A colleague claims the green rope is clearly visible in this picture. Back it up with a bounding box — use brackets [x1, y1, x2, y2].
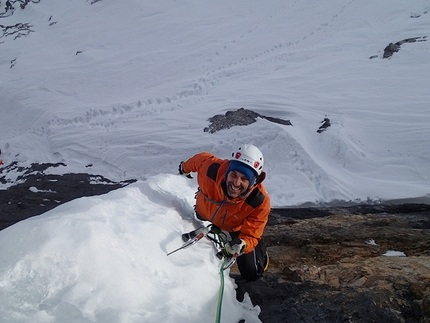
[215, 258, 229, 323]
[182, 226, 233, 323]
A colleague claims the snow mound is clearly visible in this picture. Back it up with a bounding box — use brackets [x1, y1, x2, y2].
[0, 174, 261, 323]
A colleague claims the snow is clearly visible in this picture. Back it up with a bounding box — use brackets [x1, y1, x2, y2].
[0, 175, 259, 322]
[383, 250, 407, 257]
[0, 0, 429, 322]
[365, 239, 378, 246]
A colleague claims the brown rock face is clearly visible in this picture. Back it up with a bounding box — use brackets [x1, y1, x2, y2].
[233, 206, 430, 323]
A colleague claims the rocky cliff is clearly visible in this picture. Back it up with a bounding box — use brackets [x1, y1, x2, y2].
[234, 206, 430, 323]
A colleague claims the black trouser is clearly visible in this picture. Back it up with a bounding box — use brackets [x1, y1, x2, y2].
[236, 238, 267, 281]
[223, 230, 267, 281]
[195, 213, 267, 281]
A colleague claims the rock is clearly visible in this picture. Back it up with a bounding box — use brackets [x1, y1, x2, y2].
[422, 296, 430, 316]
[204, 108, 291, 133]
[317, 117, 331, 133]
[0, 162, 135, 230]
[232, 207, 430, 322]
[383, 37, 427, 59]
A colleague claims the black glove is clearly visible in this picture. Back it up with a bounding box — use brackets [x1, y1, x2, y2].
[178, 161, 193, 179]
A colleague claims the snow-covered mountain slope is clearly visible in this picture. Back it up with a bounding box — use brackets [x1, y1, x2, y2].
[1, 1, 429, 206]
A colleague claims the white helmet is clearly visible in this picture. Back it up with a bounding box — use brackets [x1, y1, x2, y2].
[230, 144, 264, 175]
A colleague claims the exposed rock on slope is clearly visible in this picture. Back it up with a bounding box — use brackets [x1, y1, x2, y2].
[383, 37, 427, 59]
[0, 162, 135, 230]
[233, 207, 430, 323]
[204, 108, 292, 133]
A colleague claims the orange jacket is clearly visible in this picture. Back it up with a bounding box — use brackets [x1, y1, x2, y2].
[182, 152, 271, 254]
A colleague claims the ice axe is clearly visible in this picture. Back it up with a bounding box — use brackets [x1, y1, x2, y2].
[167, 226, 209, 256]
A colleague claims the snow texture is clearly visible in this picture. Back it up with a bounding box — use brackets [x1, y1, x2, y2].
[0, 0, 429, 322]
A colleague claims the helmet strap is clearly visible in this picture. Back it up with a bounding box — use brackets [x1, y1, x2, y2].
[255, 171, 266, 185]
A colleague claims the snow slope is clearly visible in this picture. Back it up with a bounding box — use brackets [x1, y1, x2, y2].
[0, 0, 428, 206]
[0, 175, 260, 322]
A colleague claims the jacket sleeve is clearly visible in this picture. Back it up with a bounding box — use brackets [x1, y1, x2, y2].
[239, 192, 271, 253]
[181, 152, 217, 174]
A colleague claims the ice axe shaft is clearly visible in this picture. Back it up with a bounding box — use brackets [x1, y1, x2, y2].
[167, 232, 205, 256]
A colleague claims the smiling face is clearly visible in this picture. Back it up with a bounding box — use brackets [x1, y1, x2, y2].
[225, 170, 251, 198]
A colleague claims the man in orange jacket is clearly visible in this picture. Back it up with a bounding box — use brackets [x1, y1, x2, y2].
[179, 144, 270, 281]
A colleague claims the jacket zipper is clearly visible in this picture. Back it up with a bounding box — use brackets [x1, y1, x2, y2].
[210, 196, 226, 222]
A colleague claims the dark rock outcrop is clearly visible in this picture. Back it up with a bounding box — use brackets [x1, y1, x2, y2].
[232, 207, 430, 323]
[317, 117, 331, 133]
[383, 37, 427, 59]
[0, 162, 135, 230]
[204, 108, 292, 133]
